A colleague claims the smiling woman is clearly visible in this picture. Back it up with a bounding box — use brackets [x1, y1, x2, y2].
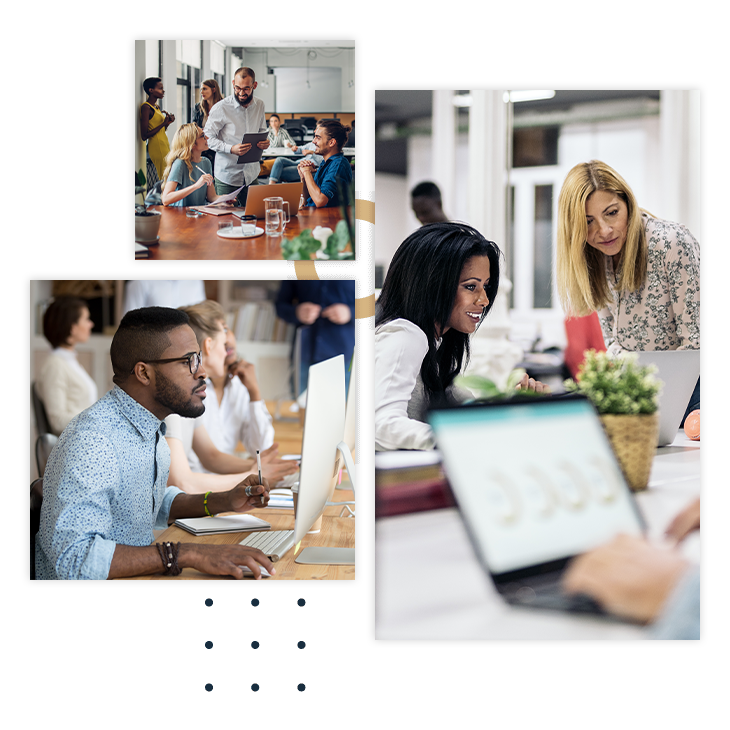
[374, 222, 502, 451]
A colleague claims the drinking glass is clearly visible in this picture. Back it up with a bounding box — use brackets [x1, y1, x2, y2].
[218, 220, 234, 236]
[265, 209, 281, 235]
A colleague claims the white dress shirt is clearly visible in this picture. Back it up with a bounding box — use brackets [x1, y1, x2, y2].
[189, 377, 275, 473]
[375, 318, 436, 451]
[122, 280, 206, 316]
[204, 95, 267, 187]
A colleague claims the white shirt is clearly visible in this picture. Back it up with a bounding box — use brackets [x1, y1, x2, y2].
[188, 377, 275, 473]
[123, 280, 206, 316]
[204, 95, 267, 187]
[37, 348, 99, 435]
[163, 413, 200, 455]
[375, 319, 436, 451]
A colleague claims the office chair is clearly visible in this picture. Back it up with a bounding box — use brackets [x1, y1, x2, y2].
[35, 433, 58, 478]
[30, 478, 44, 579]
[283, 122, 305, 144]
[298, 117, 317, 132]
[31, 382, 51, 437]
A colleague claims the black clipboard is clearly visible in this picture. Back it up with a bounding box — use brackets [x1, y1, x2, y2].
[236, 132, 269, 164]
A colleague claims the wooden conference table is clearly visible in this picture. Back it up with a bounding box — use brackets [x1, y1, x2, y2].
[124, 400, 355, 580]
[138, 204, 348, 260]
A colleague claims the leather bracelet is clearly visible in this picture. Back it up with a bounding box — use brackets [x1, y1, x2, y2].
[155, 541, 182, 576]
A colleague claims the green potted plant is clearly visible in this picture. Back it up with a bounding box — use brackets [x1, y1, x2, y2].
[564, 349, 661, 491]
[281, 179, 355, 261]
[455, 369, 539, 400]
[135, 168, 162, 244]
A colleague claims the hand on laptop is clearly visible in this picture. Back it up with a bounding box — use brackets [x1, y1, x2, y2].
[562, 533, 690, 623]
[665, 497, 700, 543]
[515, 373, 551, 394]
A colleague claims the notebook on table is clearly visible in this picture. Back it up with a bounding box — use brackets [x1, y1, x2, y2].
[174, 514, 270, 536]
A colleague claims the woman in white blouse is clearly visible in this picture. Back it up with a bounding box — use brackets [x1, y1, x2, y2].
[37, 298, 98, 435]
[556, 160, 700, 415]
[375, 222, 546, 452]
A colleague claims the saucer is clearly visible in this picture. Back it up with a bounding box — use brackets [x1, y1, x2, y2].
[216, 226, 265, 239]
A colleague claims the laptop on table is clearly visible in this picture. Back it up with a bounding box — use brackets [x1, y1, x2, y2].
[232, 182, 301, 220]
[633, 350, 700, 446]
[428, 394, 646, 617]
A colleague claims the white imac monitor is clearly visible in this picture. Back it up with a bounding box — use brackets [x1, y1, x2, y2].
[336, 350, 357, 491]
[293, 354, 356, 565]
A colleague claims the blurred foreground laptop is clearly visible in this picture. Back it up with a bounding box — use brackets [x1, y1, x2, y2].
[233, 182, 301, 220]
[428, 394, 645, 617]
[633, 350, 700, 446]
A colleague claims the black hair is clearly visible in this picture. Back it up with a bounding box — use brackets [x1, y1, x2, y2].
[43, 298, 87, 349]
[376, 222, 501, 404]
[111, 307, 190, 384]
[411, 181, 442, 201]
[143, 77, 162, 95]
[269, 113, 280, 121]
[316, 119, 350, 151]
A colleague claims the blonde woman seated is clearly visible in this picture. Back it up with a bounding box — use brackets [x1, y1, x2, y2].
[161, 124, 221, 208]
[165, 300, 298, 493]
[187, 304, 276, 474]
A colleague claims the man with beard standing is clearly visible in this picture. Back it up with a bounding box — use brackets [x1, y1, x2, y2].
[204, 67, 270, 206]
[35, 307, 274, 580]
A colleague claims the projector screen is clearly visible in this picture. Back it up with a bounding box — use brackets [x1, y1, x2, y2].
[274, 67, 341, 112]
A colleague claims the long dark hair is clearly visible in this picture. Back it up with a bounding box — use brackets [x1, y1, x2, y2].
[376, 221, 501, 404]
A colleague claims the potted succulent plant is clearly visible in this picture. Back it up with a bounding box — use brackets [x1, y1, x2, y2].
[564, 349, 661, 491]
[135, 169, 162, 244]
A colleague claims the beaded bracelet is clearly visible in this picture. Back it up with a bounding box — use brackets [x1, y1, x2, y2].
[155, 541, 182, 576]
[204, 491, 212, 517]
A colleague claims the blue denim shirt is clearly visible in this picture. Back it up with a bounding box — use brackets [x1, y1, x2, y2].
[35, 386, 183, 580]
[305, 152, 352, 208]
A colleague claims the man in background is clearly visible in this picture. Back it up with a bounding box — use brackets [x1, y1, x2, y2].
[411, 181, 448, 224]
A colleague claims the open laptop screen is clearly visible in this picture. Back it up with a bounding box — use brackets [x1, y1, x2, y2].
[429, 397, 644, 575]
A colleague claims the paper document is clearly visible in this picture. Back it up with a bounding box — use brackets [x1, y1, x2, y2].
[205, 186, 245, 206]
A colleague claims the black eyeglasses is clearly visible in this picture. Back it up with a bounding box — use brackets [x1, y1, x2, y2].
[133, 351, 202, 375]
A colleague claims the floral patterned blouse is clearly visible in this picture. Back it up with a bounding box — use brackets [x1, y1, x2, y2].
[598, 214, 700, 354]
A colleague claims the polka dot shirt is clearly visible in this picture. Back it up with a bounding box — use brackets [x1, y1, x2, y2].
[35, 386, 183, 580]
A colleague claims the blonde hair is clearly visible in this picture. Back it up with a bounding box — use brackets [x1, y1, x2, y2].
[178, 300, 226, 348]
[556, 160, 648, 316]
[162, 123, 201, 184]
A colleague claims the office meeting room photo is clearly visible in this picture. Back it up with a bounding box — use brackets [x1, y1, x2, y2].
[30, 279, 357, 581]
[374, 90, 701, 640]
[134, 40, 356, 261]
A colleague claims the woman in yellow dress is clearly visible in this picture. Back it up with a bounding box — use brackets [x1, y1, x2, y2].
[139, 77, 175, 181]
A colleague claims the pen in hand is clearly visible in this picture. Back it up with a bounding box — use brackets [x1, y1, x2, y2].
[257, 449, 265, 506]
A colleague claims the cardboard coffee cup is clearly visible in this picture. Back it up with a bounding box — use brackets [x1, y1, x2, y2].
[291, 483, 322, 533]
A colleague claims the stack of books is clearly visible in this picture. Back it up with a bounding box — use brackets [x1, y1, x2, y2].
[233, 300, 296, 343]
[375, 451, 454, 518]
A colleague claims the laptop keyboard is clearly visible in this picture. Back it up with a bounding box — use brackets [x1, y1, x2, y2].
[502, 574, 606, 615]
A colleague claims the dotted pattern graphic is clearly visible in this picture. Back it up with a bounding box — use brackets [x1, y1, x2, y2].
[79, 583, 362, 695]
[195, 591, 360, 692]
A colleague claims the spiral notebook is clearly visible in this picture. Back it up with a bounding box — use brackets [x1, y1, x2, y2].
[174, 514, 271, 536]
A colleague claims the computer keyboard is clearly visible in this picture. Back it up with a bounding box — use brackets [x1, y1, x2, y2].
[239, 529, 295, 562]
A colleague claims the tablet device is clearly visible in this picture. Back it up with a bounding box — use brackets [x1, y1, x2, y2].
[236, 132, 269, 164]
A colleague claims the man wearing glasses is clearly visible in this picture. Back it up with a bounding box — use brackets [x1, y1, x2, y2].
[35, 307, 274, 580]
[204, 67, 270, 206]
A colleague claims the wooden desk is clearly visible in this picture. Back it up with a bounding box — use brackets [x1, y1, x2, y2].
[133, 503, 355, 581]
[138, 204, 347, 260]
[124, 398, 355, 580]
